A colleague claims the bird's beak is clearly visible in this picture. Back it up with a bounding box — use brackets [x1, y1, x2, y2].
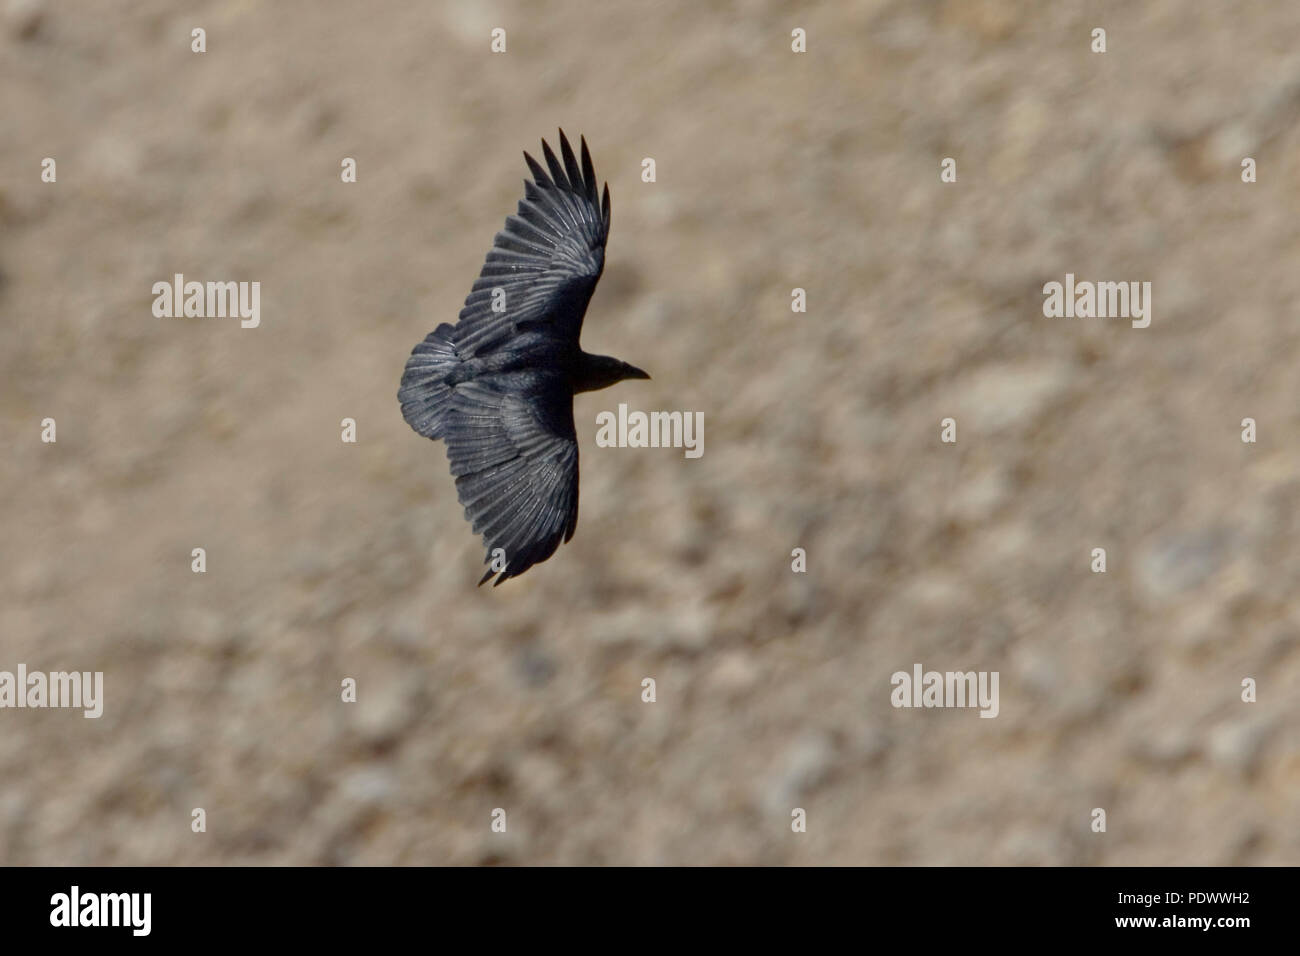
[626, 364, 651, 381]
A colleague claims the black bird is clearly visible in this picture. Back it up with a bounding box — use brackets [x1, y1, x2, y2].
[399, 131, 649, 586]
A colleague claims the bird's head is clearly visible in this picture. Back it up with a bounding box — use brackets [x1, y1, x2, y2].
[575, 352, 650, 393]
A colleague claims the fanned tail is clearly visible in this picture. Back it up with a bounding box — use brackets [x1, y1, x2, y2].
[398, 323, 460, 440]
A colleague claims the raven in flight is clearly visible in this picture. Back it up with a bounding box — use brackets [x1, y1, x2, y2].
[399, 131, 649, 586]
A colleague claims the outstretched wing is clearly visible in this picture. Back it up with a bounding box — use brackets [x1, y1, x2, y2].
[451, 130, 611, 357]
[443, 373, 580, 586]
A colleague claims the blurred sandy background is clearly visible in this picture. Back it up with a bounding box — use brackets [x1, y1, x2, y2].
[1, 0, 1298, 865]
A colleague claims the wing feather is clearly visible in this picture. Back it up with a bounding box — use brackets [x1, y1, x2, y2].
[451, 130, 609, 353]
[441, 376, 579, 585]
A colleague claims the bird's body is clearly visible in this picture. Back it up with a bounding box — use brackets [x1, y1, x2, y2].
[399, 132, 648, 585]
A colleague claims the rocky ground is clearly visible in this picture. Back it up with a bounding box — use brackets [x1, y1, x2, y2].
[1, 0, 1297, 864]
